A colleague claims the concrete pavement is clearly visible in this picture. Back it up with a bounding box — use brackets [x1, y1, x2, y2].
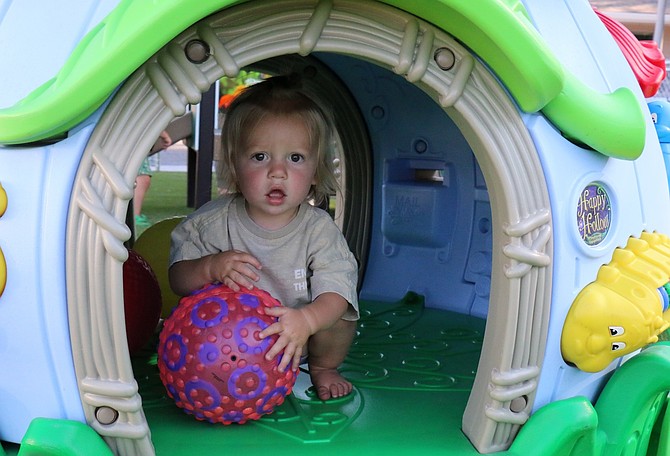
[590, 1, 662, 14]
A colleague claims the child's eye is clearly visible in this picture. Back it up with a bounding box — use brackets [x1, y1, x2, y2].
[252, 153, 267, 161]
[289, 153, 305, 163]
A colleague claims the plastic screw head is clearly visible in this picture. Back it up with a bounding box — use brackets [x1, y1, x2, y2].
[95, 406, 119, 425]
[185, 39, 211, 64]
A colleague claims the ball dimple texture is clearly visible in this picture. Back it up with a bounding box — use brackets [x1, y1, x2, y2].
[157, 283, 298, 424]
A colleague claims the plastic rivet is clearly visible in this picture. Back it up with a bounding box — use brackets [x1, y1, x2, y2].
[95, 406, 119, 425]
[510, 396, 527, 413]
[371, 105, 385, 119]
[413, 139, 428, 154]
[434, 48, 456, 71]
[185, 40, 211, 64]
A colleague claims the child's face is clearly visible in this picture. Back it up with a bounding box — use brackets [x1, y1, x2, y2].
[234, 113, 317, 230]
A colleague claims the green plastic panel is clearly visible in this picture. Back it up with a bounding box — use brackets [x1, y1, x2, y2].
[0, 0, 645, 159]
[17, 418, 113, 456]
[5, 298, 670, 454]
[594, 342, 670, 455]
[136, 294, 488, 455]
[506, 397, 604, 456]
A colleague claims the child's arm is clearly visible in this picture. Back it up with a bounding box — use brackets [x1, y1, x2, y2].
[260, 292, 349, 372]
[168, 250, 262, 296]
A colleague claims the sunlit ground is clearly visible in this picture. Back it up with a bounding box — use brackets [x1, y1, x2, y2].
[590, 0, 661, 14]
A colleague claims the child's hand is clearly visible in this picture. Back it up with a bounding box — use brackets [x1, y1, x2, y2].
[259, 307, 316, 372]
[210, 250, 262, 291]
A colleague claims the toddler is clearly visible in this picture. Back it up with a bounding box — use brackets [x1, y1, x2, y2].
[168, 75, 359, 400]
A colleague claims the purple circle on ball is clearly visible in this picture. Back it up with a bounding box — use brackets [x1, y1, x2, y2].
[162, 334, 187, 371]
[257, 386, 289, 414]
[198, 342, 219, 365]
[184, 379, 221, 411]
[191, 296, 229, 328]
[239, 293, 260, 308]
[234, 317, 271, 352]
[228, 365, 267, 400]
[223, 410, 245, 423]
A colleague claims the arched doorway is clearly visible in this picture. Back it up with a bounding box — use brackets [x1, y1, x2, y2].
[65, 1, 552, 454]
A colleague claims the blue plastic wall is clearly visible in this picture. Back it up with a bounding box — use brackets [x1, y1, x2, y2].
[317, 53, 493, 318]
[0, 122, 96, 442]
[522, 0, 670, 411]
[0, 1, 119, 443]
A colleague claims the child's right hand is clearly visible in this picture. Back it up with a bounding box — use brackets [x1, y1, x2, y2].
[210, 250, 262, 291]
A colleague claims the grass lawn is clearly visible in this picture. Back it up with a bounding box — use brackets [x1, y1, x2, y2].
[136, 171, 218, 237]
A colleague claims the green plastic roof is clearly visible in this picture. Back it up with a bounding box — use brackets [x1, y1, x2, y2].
[0, 0, 645, 160]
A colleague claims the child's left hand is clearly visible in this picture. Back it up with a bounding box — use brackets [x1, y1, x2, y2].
[259, 306, 316, 372]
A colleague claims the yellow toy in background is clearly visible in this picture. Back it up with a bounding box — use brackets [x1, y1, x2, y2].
[562, 232, 670, 372]
[0, 182, 7, 217]
[0, 182, 6, 298]
[133, 217, 185, 318]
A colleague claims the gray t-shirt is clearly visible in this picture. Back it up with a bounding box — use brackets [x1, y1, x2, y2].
[169, 194, 359, 320]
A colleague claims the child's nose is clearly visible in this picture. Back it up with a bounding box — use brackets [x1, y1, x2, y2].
[268, 160, 287, 179]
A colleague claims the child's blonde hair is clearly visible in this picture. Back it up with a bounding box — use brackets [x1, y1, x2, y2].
[219, 74, 339, 204]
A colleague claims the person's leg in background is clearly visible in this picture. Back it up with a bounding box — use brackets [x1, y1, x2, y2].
[134, 131, 172, 228]
[134, 158, 153, 228]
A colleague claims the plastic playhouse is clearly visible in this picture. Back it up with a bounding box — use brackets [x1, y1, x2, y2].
[3, 1, 670, 455]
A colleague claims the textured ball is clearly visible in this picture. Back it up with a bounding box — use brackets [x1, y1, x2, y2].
[123, 249, 162, 355]
[157, 283, 298, 424]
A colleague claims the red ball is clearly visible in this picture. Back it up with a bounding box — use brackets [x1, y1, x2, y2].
[157, 283, 298, 424]
[123, 249, 162, 355]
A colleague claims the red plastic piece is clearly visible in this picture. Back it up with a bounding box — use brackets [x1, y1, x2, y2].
[157, 283, 298, 424]
[595, 9, 666, 98]
[123, 249, 162, 355]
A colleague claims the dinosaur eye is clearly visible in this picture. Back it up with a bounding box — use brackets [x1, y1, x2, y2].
[609, 326, 624, 336]
[611, 342, 627, 351]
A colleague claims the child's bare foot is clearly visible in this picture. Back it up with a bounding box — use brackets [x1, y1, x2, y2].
[309, 365, 352, 400]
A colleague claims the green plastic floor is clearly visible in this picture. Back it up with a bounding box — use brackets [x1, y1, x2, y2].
[137, 292, 487, 455]
[3, 293, 487, 455]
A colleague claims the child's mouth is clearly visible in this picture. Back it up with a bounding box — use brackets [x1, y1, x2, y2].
[267, 189, 286, 203]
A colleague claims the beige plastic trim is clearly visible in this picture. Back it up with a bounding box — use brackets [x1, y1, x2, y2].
[65, 1, 553, 454]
